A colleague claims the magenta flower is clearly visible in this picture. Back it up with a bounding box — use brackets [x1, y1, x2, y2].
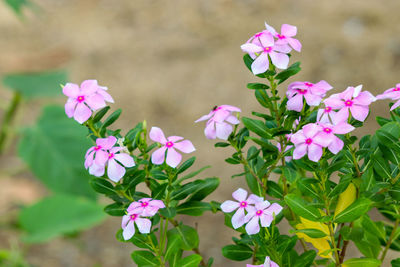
[241, 31, 291, 74]
[317, 105, 338, 124]
[127, 198, 165, 217]
[63, 80, 114, 124]
[84, 136, 135, 182]
[286, 81, 333, 112]
[121, 212, 151, 240]
[247, 256, 279, 267]
[290, 123, 331, 162]
[315, 122, 355, 154]
[195, 105, 241, 140]
[265, 22, 302, 52]
[376, 83, 400, 110]
[244, 201, 283, 235]
[221, 188, 263, 229]
[324, 85, 375, 122]
[150, 127, 195, 168]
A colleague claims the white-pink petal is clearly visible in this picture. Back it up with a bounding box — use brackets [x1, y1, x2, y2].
[151, 147, 167, 165]
[107, 158, 126, 182]
[221, 200, 240, 213]
[232, 188, 248, 202]
[149, 127, 167, 144]
[166, 147, 182, 168]
[173, 140, 196, 153]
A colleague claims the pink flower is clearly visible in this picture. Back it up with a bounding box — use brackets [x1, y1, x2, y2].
[376, 83, 400, 110]
[315, 122, 355, 154]
[85, 136, 135, 182]
[221, 188, 263, 229]
[121, 212, 151, 240]
[63, 80, 114, 124]
[247, 256, 279, 267]
[265, 22, 302, 52]
[286, 81, 333, 112]
[150, 127, 195, 168]
[324, 85, 375, 122]
[317, 105, 338, 124]
[244, 201, 283, 235]
[195, 105, 241, 140]
[241, 31, 291, 74]
[127, 198, 165, 217]
[290, 123, 331, 162]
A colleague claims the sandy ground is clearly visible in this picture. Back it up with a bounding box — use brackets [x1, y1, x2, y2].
[1, 0, 400, 266]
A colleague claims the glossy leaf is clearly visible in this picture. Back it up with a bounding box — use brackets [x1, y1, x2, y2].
[222, 244, 253, 261]
[285, 194, 321, 222]
[334, 198, 372, 223]
[131, 250, 159, 266]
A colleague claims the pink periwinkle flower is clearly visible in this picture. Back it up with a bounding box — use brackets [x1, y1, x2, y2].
[324, 85, 375, 123]
[127, 198, 165, 217]
[290, 123, 331, 162]
[221, 188, 263, 229]
[286, 81, 333, 112]
[376, 83, 400, 110]
[244, 201, 283, 235]
[317, 105, 338, 124]
[63, 80, 114, 124]
[315, 122, 355, 154]
[265, 22, 302, 52]
[121, 212, 151, 241]
[195, 105, 241, 140]
[247, 256, 279, 267]
[150, 127, 195, 168]
[241, 31, 291, 75]
[85, 136, 135, 182]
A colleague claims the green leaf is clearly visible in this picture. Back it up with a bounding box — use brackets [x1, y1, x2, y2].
[295, 250, 317, 267]
[214, 142, 230, 147]
[246, 83, 269, 90]
[167, 225, 199, 250]
[18, 105, 96, 198]
[177, 254, 202, 267]
[168, 249, 183, 267]
[131, 234, 157, 250]
[131, 250, 159, 266]
[342, 258, 381, 267]
[165, 235, 182, 261]
[391, 258, 400, 267]
[171, 181, 201, 200]
[275, 62, 301, 84]
[189, 177, 220, 201]
[92, 106, 110, 123]
[389, 185, 400, 201]
[176, 165, 211, 183]
[3, 70, 67, 98]
[284, 194, 321, 221]
[177, 157, 195, 174]
[242, 117, 272, 139]
[89, 178, 116, 195]
[159, 207, 176, 218]
[266, 181, 283, 199]
[104, 202, 125, 216]
[101, 109, 121, 129]
[334, 198, 372, 223]
[254, 89, 271, 108]
[245, 172, 263, 196]
[177, 201, 212, 216]
[295, 228, 327, 238]
[222, 244, 253, 261]
[19, 194, 105, 243]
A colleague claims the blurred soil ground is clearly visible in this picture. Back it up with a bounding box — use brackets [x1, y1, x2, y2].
[1, 0, 400, 266]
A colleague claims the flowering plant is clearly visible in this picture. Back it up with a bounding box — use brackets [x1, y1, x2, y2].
[8, 21, 399, 266]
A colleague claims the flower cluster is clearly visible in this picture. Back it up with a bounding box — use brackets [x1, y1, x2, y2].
[221, 188, 283, 235]
[376, 83, 400, 110]
[195, 105, 241, 140]
[63, 80, 114, 124]
[121, 198, 165, 240]
[84, 136, 135, 182]
[241, 23, 301, 75]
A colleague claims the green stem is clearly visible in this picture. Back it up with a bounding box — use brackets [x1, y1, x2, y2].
[380, 217, 400, 262]
[0, 92, 22, 154]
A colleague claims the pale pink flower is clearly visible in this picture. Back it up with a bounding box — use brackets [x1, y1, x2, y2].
[127, 198, 165, 217]
[63, 80, 114, 124]
[244, 201, 283, 235]
[286, 81, 333, 112]
[324, 85, 375, 122]
[247, 256, 279, 267]
[376, 83, 400, 110]
[150, 127, 195, 168]
[195, 105, 241, 140]
[315, 122, 355, 154]
[265, 22, 302, 52]
[121, 212, 151, 240]
[221, 188, 263, 229]
[290, 123, 331, 162]
[317, 105, 338, 124]
[85, 136, 135, 182]
[241, 31, 291, 74]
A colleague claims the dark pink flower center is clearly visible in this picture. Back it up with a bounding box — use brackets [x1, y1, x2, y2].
[256, 210, 263, 216]
[166, 141, 174, 148]
[77, 95, 85, 103]
[108, 152, 114, 159]
[324, 106, 332, 113]
[344, 100, 353, 107]
[393, 87, 400, 92]
[277, 34, 285, 39]
[130, 214, 138, 221]
[254, 32, 263, 38]
[324, 127, 332, 134]
[239, 201, 247, 208]
[298, 89, 308, 94]
[305, 138, 313, 145]
[304, 82, 313, 87]
[263, 46, 272, 53]
[94, 145, 102, 151]
[141, 202, 149, 207]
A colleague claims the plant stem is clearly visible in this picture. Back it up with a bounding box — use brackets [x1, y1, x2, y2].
[0, 92, 22, 154]
[380, 217, 400, 262]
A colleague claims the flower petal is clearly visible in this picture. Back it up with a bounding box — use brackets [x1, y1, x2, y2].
[216, 122, 233, 140]
[123, 221, 135, 240]
[308, 143, 323, 162]
[85, 94, 106, 110]
[174, 140, 196, 153]
[107, 158, 126, 182]
[350, 105, 369, 122]
[73, 103, 92, 124]
[328, 136, 344, 154]
[149, 127, 167, 144]
[287, 94, 304, 112]
[96, 136, 117, 149]
[65, 99, 77, 118]
[281, 24, 297, 37]
[151, 147, 167, 165]
[241, 43, 263, 53]
[195, 112, 213, 123]
[251, 53, 269, 75]
[260, 213, 274, 227]
[221, 200, 240, 213]
[245, 216, 260, 235]
[114, 153, 135, 167]
[62, 83, 80, 98]
[80, 80, 98, 95]
[135, 218, 151, 234]
[269, 51, 289, 69]
[88, 163, 105, 177]
[166, 147, 182, 168]
[232, 208, 246, 229]
[232, 188, 248, 202]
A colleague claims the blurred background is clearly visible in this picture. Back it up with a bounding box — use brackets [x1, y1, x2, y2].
[1, 0, 400, 266]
